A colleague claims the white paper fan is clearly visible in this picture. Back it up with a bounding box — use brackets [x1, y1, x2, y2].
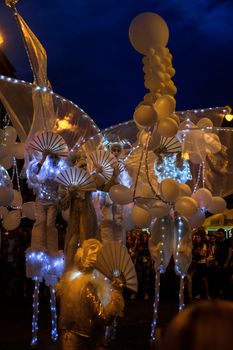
[88, 150, 117, 181]
[156, 136, 181, 154]
[28, 131, 69, 156]
[95, 241, 138, 292]
[117, 160, 125, 173]
[56, 167, 96, 191]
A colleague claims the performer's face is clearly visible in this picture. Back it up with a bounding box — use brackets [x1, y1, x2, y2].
[111, 145, 122, 159]
[84, 244, 100, 267]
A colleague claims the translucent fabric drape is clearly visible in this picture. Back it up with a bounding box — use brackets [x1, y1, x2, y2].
[0, 76, 100, 149]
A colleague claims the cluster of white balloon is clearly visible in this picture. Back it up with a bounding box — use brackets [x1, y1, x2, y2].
[0, 125, 36, 231]
[108, 12, 227, 230]
[131, 15, 178, 138]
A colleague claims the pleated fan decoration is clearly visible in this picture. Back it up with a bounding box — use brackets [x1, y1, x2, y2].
[95, 241, 138, 292]
[28, 131, 69, 156]
[156, 136, 181, 154]
[55, 167, 96, 191]
[88, 150, 117, 181]
[117, 160, 125, 173]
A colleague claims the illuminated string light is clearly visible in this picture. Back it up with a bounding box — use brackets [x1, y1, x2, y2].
[202, 160, 206, 188]
[154, 153, 192, 184]
[174, 217, 186, 311]
[31, 278, 40, 347]
[50, 287, 58, 342]
[150, 218, 167, 343]
[193, 163, 202, 193]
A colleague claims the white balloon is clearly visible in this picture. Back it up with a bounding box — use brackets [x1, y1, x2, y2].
[0, 155, 13, 169]
[179, 183, 192, 197]
[22, 202, 36, 220]
[157, 118, 178, 138]
[0, 206, 8, 219]
[154, 95, 176, 119]
[0, 144, 11, 158]
[3, 210, 21, 231]
[175, 197, 198, 217]
[11, 190, 23, 208]
[160, 178, 180, 201]
[197, 118, 213, 128]
[131, 205, 151, 228]
[207, 197, 227, 214]
[133, 104, 157, 128]
[3, 126, 17, 143]
[109, 185, 133, 205]
[192, 188, 212, 208]
[12, 142, 25, 159]
[129, 12, 169, 55]
[0, 187, 14, 206]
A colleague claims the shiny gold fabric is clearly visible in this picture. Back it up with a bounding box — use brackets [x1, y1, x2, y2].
[57, 271, 124, 348]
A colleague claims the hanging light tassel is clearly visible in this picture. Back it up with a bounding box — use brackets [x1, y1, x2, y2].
[150, 270, 161, 343]
[50, 286, 58, 342]
[31, 279, 40, 347]
[179, 274, 185, 311]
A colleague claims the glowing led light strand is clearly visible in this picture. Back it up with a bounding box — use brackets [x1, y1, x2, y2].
[174, 217, 186, 311]
[31, 279, 40, 347]
[193, 163, 202, 193]
[179, 275, 185, 311]
[50, 286, 58, 342]
[202, 160, 206, 188]
[150, 270, 161, 343]
[150, 218, 166, 343]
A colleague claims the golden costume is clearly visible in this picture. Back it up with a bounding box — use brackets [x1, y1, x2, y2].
[57, 239, 124, 350]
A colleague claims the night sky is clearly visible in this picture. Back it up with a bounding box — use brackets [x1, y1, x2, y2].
[0, 0, 233, 129]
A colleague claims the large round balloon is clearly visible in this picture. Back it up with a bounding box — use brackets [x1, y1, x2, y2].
[109, 184, 133, 205]
[3, 126, 17, 143]
[160, 178, 180, 201]
[11, 190, 23, 209]
[196, 118, 213, 128]
[179, 183, 192, 197]
[12, 142, 25, 159]
[154, 95, 176, 119]
[207, 196, 227, 214]
[157, 117, 178, 138]
[192, 188, 212, 209]
[0, 206, 8, 219]
[2, 209, 21, 231]
[0, 187, 14, 206]
[175, 196, 198, 217]
[129, 12, 169, 55]
[131, 205, 151, 228]
[133, 104, 157, 128]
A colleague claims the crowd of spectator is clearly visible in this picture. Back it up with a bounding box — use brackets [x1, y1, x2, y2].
[125, 226, 233, 303]
[1, 221, 232, 304]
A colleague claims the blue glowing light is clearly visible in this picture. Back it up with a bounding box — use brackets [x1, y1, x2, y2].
[154, 153, 192, 184]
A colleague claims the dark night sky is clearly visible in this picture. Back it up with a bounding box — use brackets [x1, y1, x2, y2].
[0, 0, 233, 129]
